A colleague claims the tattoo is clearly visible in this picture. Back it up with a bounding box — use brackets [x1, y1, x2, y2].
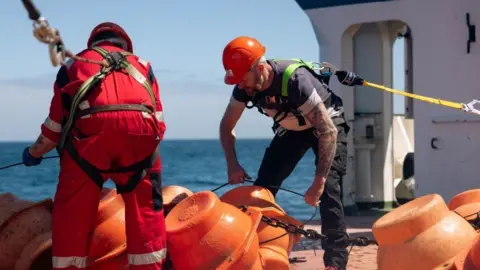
[34, 135, 44, 146]
[30, 134, 57, 157]
[304, 103, 338, 178]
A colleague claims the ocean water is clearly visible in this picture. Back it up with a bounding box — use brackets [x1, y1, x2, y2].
[0, 139, 318, 221]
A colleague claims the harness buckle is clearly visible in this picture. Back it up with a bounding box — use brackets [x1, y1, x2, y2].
[105, 51, 126, 70]
[276, 126, 287, 137]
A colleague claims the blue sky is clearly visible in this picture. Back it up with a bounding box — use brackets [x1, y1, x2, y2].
[0, 0, 404, 141]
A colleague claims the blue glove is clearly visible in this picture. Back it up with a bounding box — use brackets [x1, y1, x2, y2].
[22, 147, 42, 166]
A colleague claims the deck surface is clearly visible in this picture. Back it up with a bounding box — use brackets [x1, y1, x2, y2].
[289, 215, 380, 270]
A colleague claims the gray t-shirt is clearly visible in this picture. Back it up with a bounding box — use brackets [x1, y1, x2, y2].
[229, 59, 343, 131]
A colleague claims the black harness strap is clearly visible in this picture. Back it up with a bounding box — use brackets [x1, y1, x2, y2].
[58, 47, 160, 194]
[64, 142, 105, 189]
[247, 93, 332, 133]
[64, 140, 159, 193]
[75, 104, 153, 119]
[110, 151, 159, 194]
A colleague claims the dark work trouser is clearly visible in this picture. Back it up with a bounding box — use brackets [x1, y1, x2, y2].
[254, 118, 350, 270]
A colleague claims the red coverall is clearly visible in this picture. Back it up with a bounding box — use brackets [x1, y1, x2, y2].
[41, 42, 167, 270]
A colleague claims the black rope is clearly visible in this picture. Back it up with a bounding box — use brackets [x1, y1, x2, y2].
[244, 179, 306, 197]
[210, 182, 229, 192]
[0, 155, 59, 171]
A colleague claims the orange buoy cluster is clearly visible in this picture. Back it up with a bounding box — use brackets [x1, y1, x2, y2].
[6, 182, 480, 270]
[164, 185, 303, 270]
[220, 186, 303, 270]
[0, 184, 195, 270]
[1, 187, 129, 270]
[372, 193, 478, 270]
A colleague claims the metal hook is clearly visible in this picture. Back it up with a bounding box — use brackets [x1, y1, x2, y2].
[462, 99, 480, 115]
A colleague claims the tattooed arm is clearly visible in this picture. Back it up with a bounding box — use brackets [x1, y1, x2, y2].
[29, 134, 57, 158]
[290, 68, 338, 180]
[304, 103, 338, 180]
[289, 68, 338, 203]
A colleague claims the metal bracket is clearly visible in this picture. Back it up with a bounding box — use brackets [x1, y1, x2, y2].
[467, 13, 476, 54]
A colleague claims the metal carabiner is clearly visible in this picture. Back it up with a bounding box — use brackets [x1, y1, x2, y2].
[310, 62, 331, 76]
[32, 17, 56, 44]
[317, 62, 339, 77]
[31, 17, 67, 66]
[275, 126, 287, 137]
[462, 99, 480, 115]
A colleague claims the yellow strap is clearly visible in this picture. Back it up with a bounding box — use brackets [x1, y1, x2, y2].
[363, 80, 464, 110]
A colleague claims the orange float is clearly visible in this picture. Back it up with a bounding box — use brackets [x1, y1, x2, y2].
[162, 185, 193, 215]
[14, 187, 128, 270]
[258, 245, 290, 270]
[15, 231, 52, 270]
[452, 234, 480, 270]
[87, 187, 128, 267]
[372, 193, 478, 270]
[448, 189, 480, 228]
[166, 190, 263, 270]
[220, 185, 285, 213]
[0, 193, 53, 270]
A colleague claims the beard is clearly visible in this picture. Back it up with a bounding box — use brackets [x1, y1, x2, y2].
[254, 71, 265, 91]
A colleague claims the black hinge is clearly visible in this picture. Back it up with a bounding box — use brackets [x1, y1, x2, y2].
[467, 13, 476, 54]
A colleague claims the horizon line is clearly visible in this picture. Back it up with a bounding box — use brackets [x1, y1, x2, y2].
[0, 137, 273, 143]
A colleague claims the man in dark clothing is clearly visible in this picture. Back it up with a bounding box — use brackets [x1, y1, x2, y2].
[219, 36, 363, 270]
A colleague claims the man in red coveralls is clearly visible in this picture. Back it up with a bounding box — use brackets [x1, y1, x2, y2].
[22, 22, 167, 270]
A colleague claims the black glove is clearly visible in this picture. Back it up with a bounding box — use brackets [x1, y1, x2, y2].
[335, 70, 364, 86]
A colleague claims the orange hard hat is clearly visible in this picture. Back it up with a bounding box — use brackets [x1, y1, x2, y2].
[222, 36, 266, 85]
[87, 22, 133, 53]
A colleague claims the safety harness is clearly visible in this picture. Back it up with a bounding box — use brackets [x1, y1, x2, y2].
[246, 58, 334, 133]
[57, 46, 160, 193]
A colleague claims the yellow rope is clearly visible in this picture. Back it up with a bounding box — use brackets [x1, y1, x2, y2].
[363, 81, 464, 110]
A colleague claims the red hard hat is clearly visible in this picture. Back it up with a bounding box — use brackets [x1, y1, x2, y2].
[87, 22, 133, 53]
[222, 36, 266, 85]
